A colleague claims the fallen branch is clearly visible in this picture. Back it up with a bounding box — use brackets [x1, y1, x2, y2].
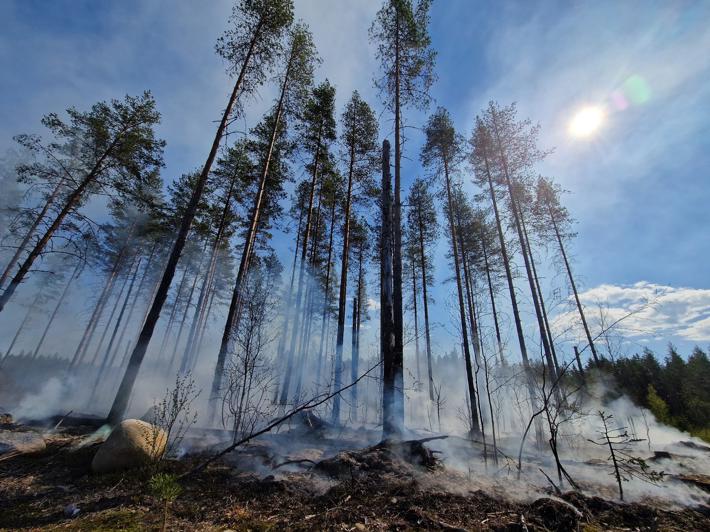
[52, 410, 73, 431]
[181, 362, 382, 480]
[539, 467, 562, 496]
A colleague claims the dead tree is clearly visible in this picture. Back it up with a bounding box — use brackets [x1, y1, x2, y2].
[380, 139, 401, 438]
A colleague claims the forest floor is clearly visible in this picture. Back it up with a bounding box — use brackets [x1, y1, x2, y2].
[1, 420, 710, 531]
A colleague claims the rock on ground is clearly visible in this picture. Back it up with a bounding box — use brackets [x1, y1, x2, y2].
[91, 419, 167, 474]
[0, 428, 46, 455]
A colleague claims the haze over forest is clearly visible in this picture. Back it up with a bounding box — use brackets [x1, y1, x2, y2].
[1, 1, 710, 530]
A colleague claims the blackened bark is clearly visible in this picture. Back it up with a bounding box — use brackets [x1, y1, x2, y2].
[381, 139, 401, 437]
[416, 206, 435, 401]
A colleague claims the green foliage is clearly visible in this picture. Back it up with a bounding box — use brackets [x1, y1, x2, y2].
[370, 0, 437, 111]
[421, 107, 464, 173]
[149, 473, 182, 502]
[646, 384, 671, 425]
[607, 346, 710, 442]
[404, 178, 437, 289]
[216, 0, 295, 95]
[340, 90, 379, 194]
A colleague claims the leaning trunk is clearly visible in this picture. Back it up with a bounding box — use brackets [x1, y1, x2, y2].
[0, 179, 65, 291]
[107, 19, 263, 425]
[210, 43, 295, 420]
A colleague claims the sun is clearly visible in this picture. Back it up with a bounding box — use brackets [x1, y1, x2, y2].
[569, 105, 605, 138]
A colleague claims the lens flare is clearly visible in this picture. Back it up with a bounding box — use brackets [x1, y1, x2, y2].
[569, 105, 605, 138]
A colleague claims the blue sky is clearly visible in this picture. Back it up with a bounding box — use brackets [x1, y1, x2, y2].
[1, 0, 710, 366]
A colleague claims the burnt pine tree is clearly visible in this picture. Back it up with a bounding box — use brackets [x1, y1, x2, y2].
[108, 0, 294, 424]
[534, 176, 600, 365]
[331, 91, 378, 422]
[421, 107, 480, 435]
[212, 23, 317, 419]
[280, 78, 336, 405]
[404, 178, 437, 400]
[371, 0, 436, 435]
[380, 139, 398, 437]
[0, 93, 165, 314]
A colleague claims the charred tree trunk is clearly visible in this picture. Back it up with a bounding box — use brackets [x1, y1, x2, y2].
[350, 295, 359, 420]
[391, 12, 405, 438]
[381, 139, 401, 438]
[411, 261, 422, 385]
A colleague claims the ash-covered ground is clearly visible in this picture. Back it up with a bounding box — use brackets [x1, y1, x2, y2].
[2, 411, 709, 531]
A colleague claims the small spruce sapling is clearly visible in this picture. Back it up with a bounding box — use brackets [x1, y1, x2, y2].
[588, 410, 665, 500]
[149, 472, 182, 532]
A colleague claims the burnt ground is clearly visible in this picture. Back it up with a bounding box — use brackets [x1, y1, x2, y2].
[1, 423, 710, 531]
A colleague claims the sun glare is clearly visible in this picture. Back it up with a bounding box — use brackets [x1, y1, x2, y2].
[569, 105, 605, 138]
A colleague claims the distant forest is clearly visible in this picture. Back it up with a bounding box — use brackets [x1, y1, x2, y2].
[596, 346, 710, 442]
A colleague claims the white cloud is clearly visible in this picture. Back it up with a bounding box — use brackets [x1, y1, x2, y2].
[553, 281, 710, 345]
